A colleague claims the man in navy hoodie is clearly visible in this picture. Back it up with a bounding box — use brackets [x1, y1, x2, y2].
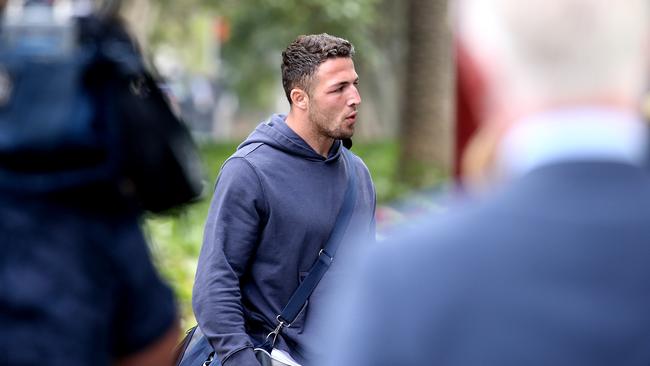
[192, 34, 376, 366]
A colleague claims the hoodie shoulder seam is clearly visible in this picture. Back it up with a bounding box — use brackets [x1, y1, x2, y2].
[234, 142, 265, 158]
[225, 155, 270, 216]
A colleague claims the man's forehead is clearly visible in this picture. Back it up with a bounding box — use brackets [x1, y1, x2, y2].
[315, 58, 358, 84]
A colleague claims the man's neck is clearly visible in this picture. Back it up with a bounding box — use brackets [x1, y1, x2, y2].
[285, 111, 334, 157]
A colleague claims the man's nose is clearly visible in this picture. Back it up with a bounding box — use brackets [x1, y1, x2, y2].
[348, 86, 361, 107]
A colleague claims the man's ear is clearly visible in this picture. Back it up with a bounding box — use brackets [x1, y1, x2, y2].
[290, 88, 309, 110]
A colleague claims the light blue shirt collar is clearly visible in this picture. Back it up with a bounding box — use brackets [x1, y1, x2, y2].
[496, 107, 648, 179]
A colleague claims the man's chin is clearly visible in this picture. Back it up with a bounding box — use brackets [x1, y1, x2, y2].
[334, 130, 354, 140]
[324, 124, 354, 140]
[336, 124, 355, 139]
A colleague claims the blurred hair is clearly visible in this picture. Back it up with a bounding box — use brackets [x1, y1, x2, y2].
[281, 33, 355, 104]
[458, 0, 650, 103]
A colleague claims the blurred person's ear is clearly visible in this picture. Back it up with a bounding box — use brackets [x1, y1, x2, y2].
[455, 36, 506, 192]
[641, 91, 650, 121]
[455, 38, 487, 180]
[461, 118, 512, 195]
[455, 4, 522, 194]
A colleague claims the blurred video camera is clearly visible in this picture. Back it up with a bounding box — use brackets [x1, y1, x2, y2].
[0, 0, 203, 213]
[1, 0, 76, 58]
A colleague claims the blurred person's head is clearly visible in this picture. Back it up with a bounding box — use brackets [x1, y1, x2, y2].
[458, 0, 649, 115]
[282, 33, 361, 148]
[457, 0, 650, 191]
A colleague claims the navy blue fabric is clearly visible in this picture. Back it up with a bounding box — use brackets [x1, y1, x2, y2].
[326, 161, 650, 366]
[0, 196, 177, 366]
[193, 114, 376, 366]
[279, 148, 358, 326]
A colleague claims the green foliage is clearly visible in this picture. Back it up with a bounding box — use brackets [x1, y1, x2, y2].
[146, 204, 208, 329]
[146, 140, 397, 327]
[351, 140, 403, 202]
[150, 0, 382, 109]
[217, 0, 380, 108]
[398, 157, 449, 190]
[145, 142, 238, 328]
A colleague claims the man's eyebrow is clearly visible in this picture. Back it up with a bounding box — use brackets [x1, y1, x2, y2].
[329, 78, 360, 88]
[329, 81, 349, 88]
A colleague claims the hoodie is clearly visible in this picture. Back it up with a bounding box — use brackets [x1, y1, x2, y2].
[193, 114, 376, 366]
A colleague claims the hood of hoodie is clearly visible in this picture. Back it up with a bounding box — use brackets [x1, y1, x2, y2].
[238, 114, 342, 163]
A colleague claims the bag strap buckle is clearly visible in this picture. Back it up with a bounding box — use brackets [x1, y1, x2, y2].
[319, 248, 334, 263]
[265, 315, 291, 347]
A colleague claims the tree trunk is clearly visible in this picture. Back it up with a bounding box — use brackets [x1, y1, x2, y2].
[397, 0, 453, 190]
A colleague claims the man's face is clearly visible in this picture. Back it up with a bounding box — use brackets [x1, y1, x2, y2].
[307, 57, 361, 140]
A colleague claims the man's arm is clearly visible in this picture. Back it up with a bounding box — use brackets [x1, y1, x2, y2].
[109, 217, 180, 366]
[115, 321, 179, 366]
[193, 157, 267, 366]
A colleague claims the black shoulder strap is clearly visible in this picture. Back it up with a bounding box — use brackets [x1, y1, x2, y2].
[266, 147, 358, 346]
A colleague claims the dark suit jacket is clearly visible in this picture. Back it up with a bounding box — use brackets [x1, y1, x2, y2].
[328, 161, 650, 366]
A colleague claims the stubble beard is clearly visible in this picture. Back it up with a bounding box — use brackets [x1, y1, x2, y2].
[308, 103, 354, 141]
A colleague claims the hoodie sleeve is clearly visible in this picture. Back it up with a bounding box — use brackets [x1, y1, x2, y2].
[193, 157, 267, 366]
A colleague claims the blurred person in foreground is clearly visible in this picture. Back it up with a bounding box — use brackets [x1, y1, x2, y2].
[0, 1, 179, 365]
[192, 34, 376, 366]
[322, 0, 650, 365]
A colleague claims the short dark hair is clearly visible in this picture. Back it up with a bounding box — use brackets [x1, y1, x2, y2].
[281, 33, 355, 104]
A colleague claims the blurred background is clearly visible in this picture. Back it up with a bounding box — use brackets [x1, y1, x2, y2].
[100, 0, 456, 327]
